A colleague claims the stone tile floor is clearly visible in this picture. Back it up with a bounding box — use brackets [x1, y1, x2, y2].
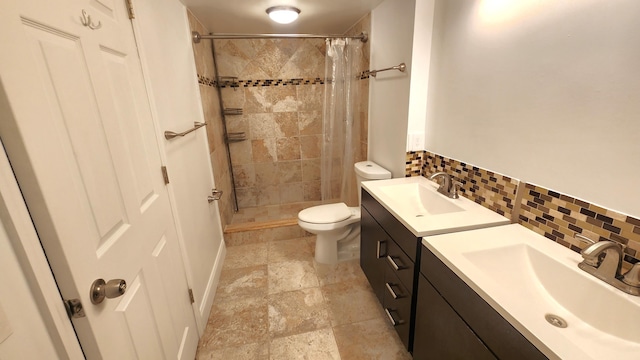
[195, 236, 412, 359]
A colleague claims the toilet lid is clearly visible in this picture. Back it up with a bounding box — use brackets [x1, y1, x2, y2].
[298, 203, 352, 224]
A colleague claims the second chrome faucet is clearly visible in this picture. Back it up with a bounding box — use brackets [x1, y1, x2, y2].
[579, 239, 640, 296]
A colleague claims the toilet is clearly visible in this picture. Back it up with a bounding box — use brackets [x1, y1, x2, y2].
[298, 161, 392, 264]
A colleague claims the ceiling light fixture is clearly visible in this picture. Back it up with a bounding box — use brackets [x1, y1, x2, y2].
[266, 6, 301, 24]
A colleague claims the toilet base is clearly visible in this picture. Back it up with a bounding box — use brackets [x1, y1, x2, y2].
[314, 224, 361, 264]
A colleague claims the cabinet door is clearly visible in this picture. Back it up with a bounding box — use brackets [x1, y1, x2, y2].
[360, 207, 389, 303]
[413, 276, 496, 360]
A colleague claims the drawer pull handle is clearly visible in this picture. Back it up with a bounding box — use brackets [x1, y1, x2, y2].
[376, 240, 387, 258]
[386, 255, 405, 271]
[385, 282, 403, 299]
[385, 308, 403, 326]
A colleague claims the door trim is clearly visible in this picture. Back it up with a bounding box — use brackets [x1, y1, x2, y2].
[0, 137, 84, 359]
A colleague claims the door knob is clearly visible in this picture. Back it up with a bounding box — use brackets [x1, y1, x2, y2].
[90, 279, 127, 304]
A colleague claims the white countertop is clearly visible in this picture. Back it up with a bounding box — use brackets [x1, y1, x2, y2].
[422, 224, 640, 360]
[362, 176, 510, 237]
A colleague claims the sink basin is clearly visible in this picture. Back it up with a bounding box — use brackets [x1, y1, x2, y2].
[464, 243, 640, 343]
[361, 176, 509, 237]
[424, 224, 640, 360]
[379, 182, 464, 215]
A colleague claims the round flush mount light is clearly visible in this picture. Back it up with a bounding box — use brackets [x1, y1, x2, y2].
[266, 6, 301, 24]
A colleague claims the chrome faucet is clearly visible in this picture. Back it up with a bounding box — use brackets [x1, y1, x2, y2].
[579, 241, 623, 280]
[428, 172, 463, 199]
[578, 240, 640, 296]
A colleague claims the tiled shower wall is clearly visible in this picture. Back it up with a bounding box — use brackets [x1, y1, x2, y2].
[406, 150, 640, 268]
[187, 12, 234, 228]
[216, 43, 325, 208]
[213, 15, 371, 209]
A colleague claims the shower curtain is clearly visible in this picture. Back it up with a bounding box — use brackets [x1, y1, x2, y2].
[321, 38, 363, 206]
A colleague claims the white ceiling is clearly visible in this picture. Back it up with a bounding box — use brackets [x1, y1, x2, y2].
[181, 0, 385, 34]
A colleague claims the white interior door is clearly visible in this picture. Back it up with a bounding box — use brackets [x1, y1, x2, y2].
[131, 0, 226, 333]
[0, 0, 198, 358]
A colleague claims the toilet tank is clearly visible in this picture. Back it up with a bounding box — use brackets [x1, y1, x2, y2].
[354, 161, 392, 204]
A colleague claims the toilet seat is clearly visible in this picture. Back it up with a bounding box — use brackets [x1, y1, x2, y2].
[298, 206, 360, 232]
[298, 202, 352, 224]
[296, 160, 391, 264]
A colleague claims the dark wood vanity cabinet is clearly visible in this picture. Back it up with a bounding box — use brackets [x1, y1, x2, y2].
[361, 189, 548, 359]
[360, 190, 420, 351]
[413, 274, 496, 360]
[360, 206, 388, 303]
[414, 246, 548, 360]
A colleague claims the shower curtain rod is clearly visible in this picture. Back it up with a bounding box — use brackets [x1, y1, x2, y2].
[192, 31, 368, 43]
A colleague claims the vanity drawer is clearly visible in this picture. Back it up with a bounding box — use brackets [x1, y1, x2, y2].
[383, 266, 412, 350]
[362, 189, 418, 261]
[385, 237, 415, 293]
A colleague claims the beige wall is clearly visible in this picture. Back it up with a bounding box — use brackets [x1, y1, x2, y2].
[368, 0, 416, 178]
[423, 0, 640, 218]
[187, 12, 234, 227]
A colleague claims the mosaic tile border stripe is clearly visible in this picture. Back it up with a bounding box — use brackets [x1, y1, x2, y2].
[519, 183, 640, 267]
[219, 78, 327, 88]
[198, 73, 372, 88]
[420, 151, 519, 219]
[198, 74, 217, 87]
[405, 150, 424, 177]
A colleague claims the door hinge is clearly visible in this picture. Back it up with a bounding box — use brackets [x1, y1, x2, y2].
[125, 0, 135, 19]
[188, 289, 195, 304]
[63, 298, 86, 319]
[161, 166, 170, 185]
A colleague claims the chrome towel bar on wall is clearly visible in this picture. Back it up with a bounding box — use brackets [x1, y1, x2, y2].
[364, 63, 406, 78]
[164, 122, 207, 140]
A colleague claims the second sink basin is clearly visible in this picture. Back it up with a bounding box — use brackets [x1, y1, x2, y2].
[424, 224, 640, 360]
[464, 242, 640, 343]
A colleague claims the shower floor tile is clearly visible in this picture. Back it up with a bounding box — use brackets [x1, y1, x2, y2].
[230, 200, 322, 224]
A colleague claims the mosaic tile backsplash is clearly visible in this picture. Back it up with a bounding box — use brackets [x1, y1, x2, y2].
[406, 151, 519, 219]
[519, 183, 640, 267]
[405, 150, 424, 177]
[406, 150, 640, 268]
